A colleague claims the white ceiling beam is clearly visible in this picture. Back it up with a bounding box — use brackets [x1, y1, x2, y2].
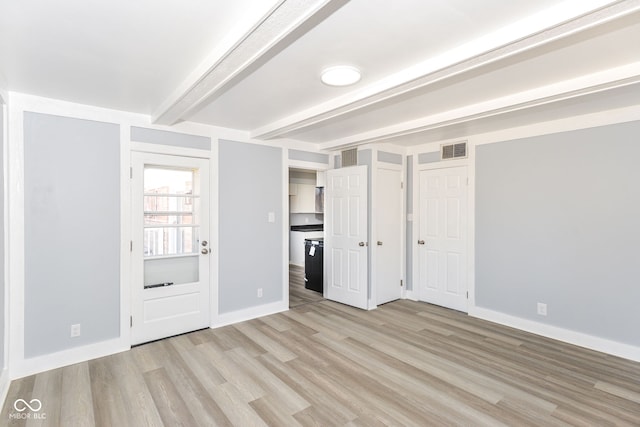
[251, 0, 640, 140]
[316, 62, 640, 150]
[152, 0, 348, 126]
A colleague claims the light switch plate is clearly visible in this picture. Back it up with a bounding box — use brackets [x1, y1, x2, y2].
[268, 212, 275, 223]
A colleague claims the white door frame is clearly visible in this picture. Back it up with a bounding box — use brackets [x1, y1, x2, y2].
[0, 94, 9, 395]
[286, 156, 329, 306]
[130, 151, 211, 345]
[412, 151, 475, 312]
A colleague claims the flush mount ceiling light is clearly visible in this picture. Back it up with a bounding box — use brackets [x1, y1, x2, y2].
[321, 66, 361, 86]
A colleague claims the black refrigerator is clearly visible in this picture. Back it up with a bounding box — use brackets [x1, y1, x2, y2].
[304, 238, 323, 293]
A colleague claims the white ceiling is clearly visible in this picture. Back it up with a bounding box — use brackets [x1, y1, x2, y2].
[1, 0, 639, 150]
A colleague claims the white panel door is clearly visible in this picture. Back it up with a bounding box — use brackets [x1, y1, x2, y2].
[131, 152, 210, 345]
[418, 166, 468, 312]
[325, 165, 368, 309]
[376, 167, 402, 305]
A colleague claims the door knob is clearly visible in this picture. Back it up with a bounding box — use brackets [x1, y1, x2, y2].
[377, 241, 383, 246]
[418, 240, 425, 245]
[358, 242, 366, 247]
[201, 248, 209, 255]
[201, 240, 208, 247]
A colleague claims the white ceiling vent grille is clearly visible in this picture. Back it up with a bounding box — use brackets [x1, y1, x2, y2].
[441, 142, 467, 160]
[341, 148, 358, 167]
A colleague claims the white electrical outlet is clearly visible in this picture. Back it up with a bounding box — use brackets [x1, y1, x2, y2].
[71, 324, 81, 337]
[257, 288, 263, 298]
[537, 303, 547, 316]
[267, 212, 275, 223]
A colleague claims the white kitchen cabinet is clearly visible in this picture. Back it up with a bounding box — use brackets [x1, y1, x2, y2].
[290, 183, 315, 213]
[316, 171, 326, 187]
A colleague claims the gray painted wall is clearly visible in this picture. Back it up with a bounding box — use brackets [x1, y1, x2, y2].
[130, 126, 211, 150]
[24, 112, 120, 357]
[219, 140, 283, 313]
[377, 151, 403, 165]
[405, 155, 413, 291]
[288, 149, 329, 164]
[0, 105, 4, 368]
[418, 151, 440, 164]
[476, 121, 640, 346]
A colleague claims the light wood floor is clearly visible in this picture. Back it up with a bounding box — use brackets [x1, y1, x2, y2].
[3, 299, 640, 426]
[289, 264, 324, 308]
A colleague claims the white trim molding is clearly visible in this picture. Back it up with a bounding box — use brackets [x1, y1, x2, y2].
[469, 306, 640, 363]
[212, 301, 288, 329]
[0, 368, 10, 407]
[1, 101, 9, 386]
[11, 339, 128, 380]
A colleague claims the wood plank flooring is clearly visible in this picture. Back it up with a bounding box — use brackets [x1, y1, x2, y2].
[2, 298, 639, 426]
[289, 264, 324, 308]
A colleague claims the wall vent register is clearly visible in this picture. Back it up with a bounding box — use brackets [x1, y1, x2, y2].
[341, 148, 358, 167]
[441, 142, 467, 160]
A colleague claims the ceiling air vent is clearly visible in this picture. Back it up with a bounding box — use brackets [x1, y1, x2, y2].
[341, 148, 358, 167]
[441, 142, 467, 160]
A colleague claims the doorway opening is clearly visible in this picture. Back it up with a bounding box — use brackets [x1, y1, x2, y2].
[288, 168, 325, 308]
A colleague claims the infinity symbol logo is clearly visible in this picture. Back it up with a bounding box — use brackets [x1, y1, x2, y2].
[13, 398, 42, 412]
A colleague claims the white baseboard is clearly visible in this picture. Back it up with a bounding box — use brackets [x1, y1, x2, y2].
[469, 306, 640, 363]
[403, 290, 419, 301]
[212, 301, 289, 329]
[11, 338, 129, 380]
[0, 368, 10, 409]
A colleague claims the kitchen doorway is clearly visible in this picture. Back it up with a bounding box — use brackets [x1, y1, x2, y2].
[288, 167, 325, 308]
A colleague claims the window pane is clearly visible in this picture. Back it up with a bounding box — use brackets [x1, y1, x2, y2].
[144, 213, 193, 226]
[144, 167, 193, 195]
[144, 227, 197, 257]
[144, 195, 194, 213]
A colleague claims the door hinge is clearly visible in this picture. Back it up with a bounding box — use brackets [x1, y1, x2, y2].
[401, 181, 404, 189]
[400, 279, 403, 287]
[466, 291, 469, 299]
[130, 316, 133, 327]
[130, 166, 133, 179]
[130, 241, 133, 252]
[466, 177, 470, 186]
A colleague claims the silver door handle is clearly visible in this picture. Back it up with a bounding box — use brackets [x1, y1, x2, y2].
[201, 248, 209, 255]
[359, 242, 366, 247]
[418, 240, 425, 245]
[377, 241, 383, 246]
[201, 240, 208, 247]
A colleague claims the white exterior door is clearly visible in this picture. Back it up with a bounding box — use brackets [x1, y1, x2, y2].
[418, 166, 468, 312]
[325, 165, 369, 309]
[131, 152, 210, 345]
[376, 167, 402, 305]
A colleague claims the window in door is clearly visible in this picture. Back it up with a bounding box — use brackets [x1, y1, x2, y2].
[143, 166, 200, 287]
